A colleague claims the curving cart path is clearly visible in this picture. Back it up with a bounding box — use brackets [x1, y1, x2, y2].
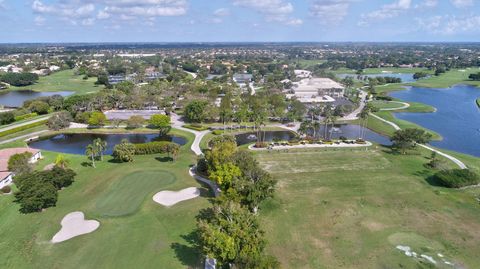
[369, 111, 467, 169]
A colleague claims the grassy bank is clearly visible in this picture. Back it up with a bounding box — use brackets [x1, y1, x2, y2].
[477, 98, 480, 108]
[0, 129, 211, 268]
[333, 67, 432, 75]
[10, 69, 100, 94]
[256, 146, 480, 268]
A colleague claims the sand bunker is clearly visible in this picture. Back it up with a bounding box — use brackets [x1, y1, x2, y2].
[153, 187, 200, 207]
[51, 212, 100, 243]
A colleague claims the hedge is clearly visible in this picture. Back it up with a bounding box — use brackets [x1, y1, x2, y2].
[433, 169, 480, 188]
[183, 124, 209, 131]
[134, 141, 176, 155]
[0, 120, 47, 138]
[14, 113, 38, 122]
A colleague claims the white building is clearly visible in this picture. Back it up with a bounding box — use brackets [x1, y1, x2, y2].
[0, 148, 42, 189]
[294, 69, 312, 79]
[288, 77, 345, 104]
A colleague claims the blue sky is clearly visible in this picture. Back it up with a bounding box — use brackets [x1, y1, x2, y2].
[0, 0, 479, 43]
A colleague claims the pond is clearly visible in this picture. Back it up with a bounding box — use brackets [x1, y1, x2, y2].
[390, 85, 480, 157]
[0, 90, 73, 107]
[234, 126, 391, 146]
[337, 73, 417, 83]
[29, 133, 187, 155]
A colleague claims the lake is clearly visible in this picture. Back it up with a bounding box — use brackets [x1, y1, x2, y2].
[0, 90, 73, 107]
[337, 73, 417, 83]
[29, 133, 187, 155]
[390, 85, 480, 157]
[235, 126, 391, 146]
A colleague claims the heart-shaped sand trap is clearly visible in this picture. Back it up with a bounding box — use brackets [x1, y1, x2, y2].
[51, 211, 100, 243]
[153, 187, 200, 207]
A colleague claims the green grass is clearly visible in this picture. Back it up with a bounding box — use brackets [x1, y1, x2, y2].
[0, 128, 210, 268]
[10, 69, 101, 94]
[412, 69, 480, 89]
[370, 100, 406, 110]
[94, 170, 177, 217]
[255, 147, 480, 268]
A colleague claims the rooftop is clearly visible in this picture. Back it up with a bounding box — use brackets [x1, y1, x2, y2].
[0, 148, 40, 172]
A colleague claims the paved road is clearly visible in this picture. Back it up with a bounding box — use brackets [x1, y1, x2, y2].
[171, 113, 209, 156]
[341, 89, 367, 121]
[0, 130, 48, 145]
[379, 101, 410, 111]
[0, 115, 50, 133]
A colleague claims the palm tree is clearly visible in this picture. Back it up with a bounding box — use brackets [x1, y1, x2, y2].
[54, 154, 70, 169]
[93, 138, 108, 161]
[85, 144, 98, 168]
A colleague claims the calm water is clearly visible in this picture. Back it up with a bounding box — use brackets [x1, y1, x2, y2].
[29, 133, 187, 155]
[235, 126, 391, 146]
[0, 90, 73, 107]
[337, 73, 417, 83]
[390, 85, 480, 157]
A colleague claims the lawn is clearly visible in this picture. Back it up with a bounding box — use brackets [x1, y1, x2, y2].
[0, 129, 210, 269]
[10, 69, 101, 94]
[370, 100, 406, 110]
[255, 147, 480, 269]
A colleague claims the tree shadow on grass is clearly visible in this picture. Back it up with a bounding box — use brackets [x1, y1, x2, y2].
[171, 231, 203, 268]
[155, 156, 173, 162]
[81, 162, 93, 167]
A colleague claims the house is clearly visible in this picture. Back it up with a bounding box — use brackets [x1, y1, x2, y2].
[233, 73, 253, 85]
[0, 148, 42, 189]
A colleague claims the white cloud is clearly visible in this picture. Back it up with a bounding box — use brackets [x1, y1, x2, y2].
[34, 16, 46, 26]
[214, 8, 230, 17]
[285, 18, 303, 26]
[310, 0, 355, 25]
[32, 0, 188, 26]
[233, 0, 300, 25]
[450, 0, 474, 8]
[416, 15, 480, 35]
[359, 0, 412, 25]
[415, 0, 438, 8]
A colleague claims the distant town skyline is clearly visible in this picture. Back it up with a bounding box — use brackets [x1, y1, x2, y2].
[1, 0, 479, 43]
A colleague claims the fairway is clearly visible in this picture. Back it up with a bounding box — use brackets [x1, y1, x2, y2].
[256, 148, 480, 269]
[95, 170, 177, 217]
[11, 69, 100, 94]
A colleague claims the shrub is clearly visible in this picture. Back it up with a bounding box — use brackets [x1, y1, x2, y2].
[212, 130, 224, 135]
[376, 95, 393, 101]
[0, 111, 15, 125]
[134, 141, 173, 155]
[47, 111, 72, 131]
[8, 152, 34, 176]
[14, 112, 38, 122]
[0, 120, 47, 138]
[126, 115, 145, 129]
[1, 185, 11, 194]
[183, 124, 209, 131]
[433, 169, 480, 188]
[255, 142, 267, 148]
[88, 111, 107, 127]
[112, 139, 135, 162]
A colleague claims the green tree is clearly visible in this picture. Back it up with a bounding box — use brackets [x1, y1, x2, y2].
[8, 152, 33, 176]
[54, 154, 70, 169]
[28, 100, 50, 115]
[47, 111, 72, 131]
[88, 111, 107, 127]
[85, 143, 98, 168]
[0, 111, 15, 125]
[14, 178, 57, 213]
[93, 138, 108, 161]
[112, 139, 135, 162]
[184, 100, 208, 123]
[391, 128, 433, 154]
[197, 200, 277, 268]
[209, 162, 242, 190]
[149, 114, 171, 136]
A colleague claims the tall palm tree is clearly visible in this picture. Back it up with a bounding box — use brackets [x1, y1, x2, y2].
[85, 144, 98, 168]
[93, 138, 107, 161]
